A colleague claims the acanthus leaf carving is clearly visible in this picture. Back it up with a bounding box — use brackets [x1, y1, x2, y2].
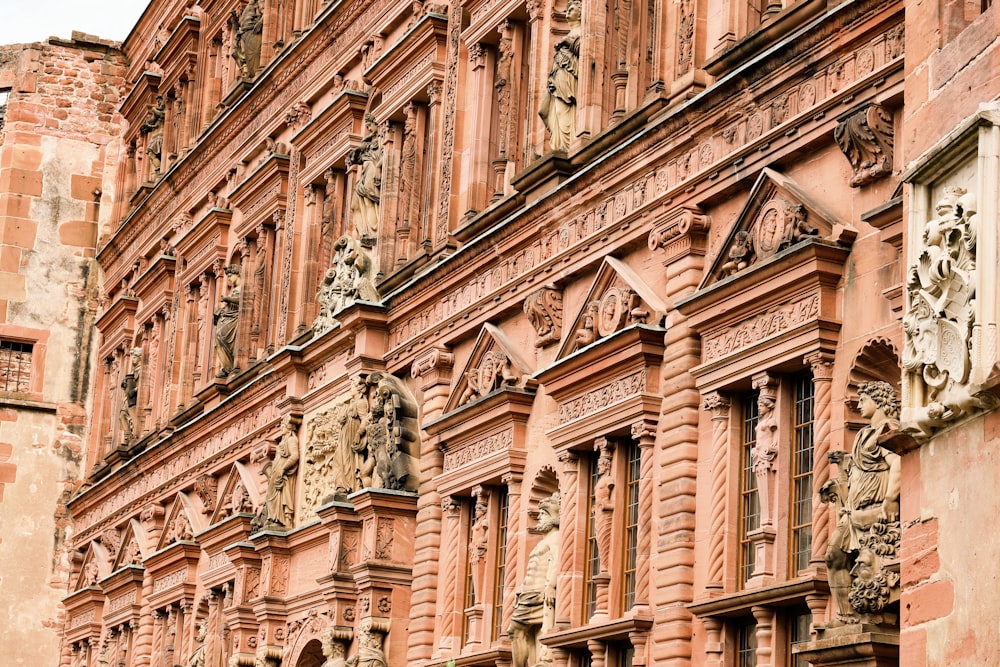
[834, 103, 894, 187]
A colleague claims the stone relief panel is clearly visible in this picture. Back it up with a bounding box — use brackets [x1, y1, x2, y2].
[902, 108, 1000, 439]
[301, 372, 421, 516]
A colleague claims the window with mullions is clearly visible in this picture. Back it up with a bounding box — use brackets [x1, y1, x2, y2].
[739, 394, 761, 587]
[621, 441, 641, 610]
[789, 377, 814, 576]
[491, 489, 510, 641]
[789, 608, 812, 667]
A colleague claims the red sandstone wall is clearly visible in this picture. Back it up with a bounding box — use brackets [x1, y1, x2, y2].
[0, 33, 126, 667]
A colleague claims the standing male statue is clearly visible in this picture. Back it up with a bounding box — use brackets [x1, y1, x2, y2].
[509, 492, 560, 667]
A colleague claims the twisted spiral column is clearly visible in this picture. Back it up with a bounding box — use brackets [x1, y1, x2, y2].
[555, 451, 579, 626]
[631, 421, 656, 614]
[438, 496, 462, 652]
[805, 353, 835, 568]
[703, 392, 731, 591]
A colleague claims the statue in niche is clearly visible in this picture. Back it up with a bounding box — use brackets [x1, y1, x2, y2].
[187, 621, 207, 667]
[509, 492, 560, 667]
[213, 264, 241, 378]
[539, 0, 581, 152]
[344, 375, 373, 490]
[523, 284, 563, 348]
[118, 347, 142, 443]
[592, 446, 614, 573]
[254, 415, 301, 531]
[313, 236, 380, 336]
[140, 95, 165, 177]
[903, 187, 996, 436]
[752, 394, 779, 528]
[469, 497, 490, 602]
[820, 380, 901, 626]
[347, 115, 383, 242]
[345, 619, 387, 667]
[231, 0, 263, 79]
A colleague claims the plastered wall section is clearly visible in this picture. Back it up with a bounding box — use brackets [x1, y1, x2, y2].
[0, 35, 125, 667]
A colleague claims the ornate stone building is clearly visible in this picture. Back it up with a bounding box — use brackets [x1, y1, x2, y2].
[52, 0, 1000, 665]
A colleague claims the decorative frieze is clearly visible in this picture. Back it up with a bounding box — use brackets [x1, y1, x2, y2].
[702, 294, 820, 362]
[557, 371, 646, 423]
[442, 427, 514, 471]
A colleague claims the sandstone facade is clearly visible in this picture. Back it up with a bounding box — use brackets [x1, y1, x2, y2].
[40, 0, 1000, 667]
[0, 33, 126, 667]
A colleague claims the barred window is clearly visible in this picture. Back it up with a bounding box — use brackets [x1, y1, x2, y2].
[0, 339, 33, 394]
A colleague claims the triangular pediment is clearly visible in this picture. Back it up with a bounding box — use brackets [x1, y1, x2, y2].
[111, 518, 148, 571]
[702, 168, 842, 288]
[554, 256, 667, 361]
[444, 323, 537, 414]
[75, 543, 108, 590]
[209, 461, 262, 526]
[156, 493, 199, 551]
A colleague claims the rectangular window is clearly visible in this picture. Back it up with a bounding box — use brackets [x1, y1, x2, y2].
[738, 618, 758, 667]
[0, 339, 33, 394]
[739, 394, 760, 587]
[790, 377, 815, 575]
[584, 451, 601, 618]
[491, 488, 509, 641]
[621, 441, 641, 610]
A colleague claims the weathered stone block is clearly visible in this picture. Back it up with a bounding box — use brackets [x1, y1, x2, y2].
[58, 220, 97, 248]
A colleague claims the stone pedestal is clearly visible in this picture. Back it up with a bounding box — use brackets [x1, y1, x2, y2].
[792, 625, 898, 667]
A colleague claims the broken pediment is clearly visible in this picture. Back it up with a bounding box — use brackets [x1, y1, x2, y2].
[209, 461, 262, 526]
[555, 255, 667, 361]
[702, 168, 848, 288]
[444, 323, 538, 413]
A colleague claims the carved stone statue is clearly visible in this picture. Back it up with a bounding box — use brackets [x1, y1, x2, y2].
[593, 446, 614, 573]
[509, 492, 560, 667]
[539, 0, 581, 152]
[140, 95, 165, 177]
[458, 350, 521, 405]
[320, 626, 349, 667]
[365, 373, 420, 492]
[230, 0, 263, 79]
[820, 380, 901, 626]
[118, 347, 142, 442]
[752, 394, 779, 528]
[187, 621, 207, 667]
[254, 415, 301, 531]
[347, 115, 383, 241]
[719, 230, 755, 277]
[313, 236, 380, 336]
[168, 513, 194, 543]
[214, 264, 241, 378]
[345, 619, 387, 667]
[469, 498, 489, 603]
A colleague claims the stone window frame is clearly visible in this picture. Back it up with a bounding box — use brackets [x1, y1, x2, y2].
[0, 324, 48, 401]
